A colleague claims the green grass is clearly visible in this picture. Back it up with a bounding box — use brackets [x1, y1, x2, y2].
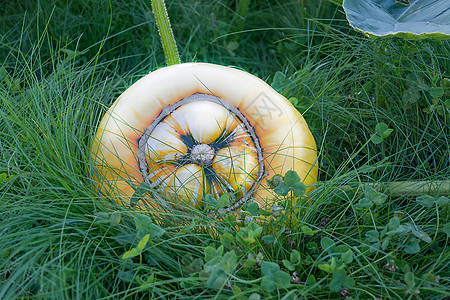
[1, 0, 449, 298]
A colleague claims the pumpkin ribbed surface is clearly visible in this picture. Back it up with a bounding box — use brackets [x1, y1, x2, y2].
[91, 62, 318, 214]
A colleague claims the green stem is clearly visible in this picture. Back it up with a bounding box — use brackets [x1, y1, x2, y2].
[151, 0, 181, 65]
[341, 180, 450, 196]
[374, 180, 450, 196]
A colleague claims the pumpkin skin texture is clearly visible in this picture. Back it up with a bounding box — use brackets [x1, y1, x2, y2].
[91, 62, 318, 214]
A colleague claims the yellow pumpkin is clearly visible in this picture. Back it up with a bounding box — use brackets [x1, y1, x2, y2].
[90, 62, 318, 217]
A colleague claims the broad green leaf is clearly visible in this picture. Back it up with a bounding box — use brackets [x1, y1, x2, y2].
[282, 259, 295, 271]
[261, 273, 275, 292]
[122, 248, 140, 260]
[109, 211, 121, 224]
[329, 269, 355, 292]
[402, 87, 420, 107]
[205, 194, 217, 207]
[274, 270, 291, 288]
[372, 122, 394, 141]
[300, 225, 317, 236]
[289, 97, 299, 106]
[387, 224, 411, 235]
[261, 261, 280, 276]
[404, 238, 421, 254]
[284, 170, 301, 187]
[221, 251, 238, 273]
[375, 122, 389, 136]
[220, 232, 235, 246]
[204, 246, 218, 262]
[321, 237, 335, 253]
[273, 182, 290, 196]
[442, 78, 450, 94]
[341, 249, 354, 264]
[290, 250, 301, 265]
[207, 269, 227, 289]
[134, 214, 165, 239]
[262, 234, 276, 244]
[381, 128, 394, 139]
[267, 174, 284, 189]
[117, 270, 136, 282]
[306, 275, 317, 286]
[217, 193, 230, 208]
[248, 294, 261, 300]
[388, 216, 401, 231]
[436, 196, 449, 207]
[334, 244, 350, 253]
[243, 258, 257, 269]
[359, 197, 373, 208]
[246, 202, 260, 216]
[441, 222, 450, 237]
[416, 195, 436, 207]
[306, 241, 318, 253]
[318, 262, 334, 273]
[137, 234, 150, 251]
[271, 71, 294, 92]
[373, 193, 387, 205]
[365, 230, 380, 243]
[291, 182, 307, 197]
[232, 285, 243, 298]
[343, 0, 450, 40]
[430, 86, 445, 98]
[248, 222, 263, 238]
[404, 271, 415, 289]
[261, 261, 279, 292]
[318, 257, 340, 273]
[370, 133, 383, 145]
[412, 229, 432, 243]
[364, 185, 388, 205]
[329, 276, 342, 293]
[329, 269, 354, 292]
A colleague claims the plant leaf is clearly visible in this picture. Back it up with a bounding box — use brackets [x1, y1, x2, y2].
[282, 260, 295, 271]
[137, 234, 150, 251]
[290, 250, 301, 265]
[442, 222, 450, 237]
[217, 193, 230, 208]
[430, 86, 445, 98]
[271, 71, 294, 92]
[134, 214, 165, 239]
[207, 268, 227, 289]
[404, 271, 415, 289]
[404, 238, 421, 254]
[341, 249, 354, 264]
[122, 248, 140, 260]
[221, 251, 238, 273]
[274, 182, 290, 196]
[300, 225, 317, 236]
[416, 195, 435, 207]
[274, 270, 291, 288]
[321, 237, 335, 253]
[262, 234, 276, 244]
[412, 229, 432, 243]
[370, 134, 383, 144]
[375, 122, 389, 136]
[365, 230, 379, 243]
[343, 0, 450, 40]
[284, 170, 301, 187]
[291, 182, 307, 197]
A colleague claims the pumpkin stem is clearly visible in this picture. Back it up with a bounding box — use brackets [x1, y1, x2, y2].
[151, 0, 181, 65]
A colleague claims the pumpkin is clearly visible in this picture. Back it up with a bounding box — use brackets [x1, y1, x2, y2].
[91, 62, 318, 217]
